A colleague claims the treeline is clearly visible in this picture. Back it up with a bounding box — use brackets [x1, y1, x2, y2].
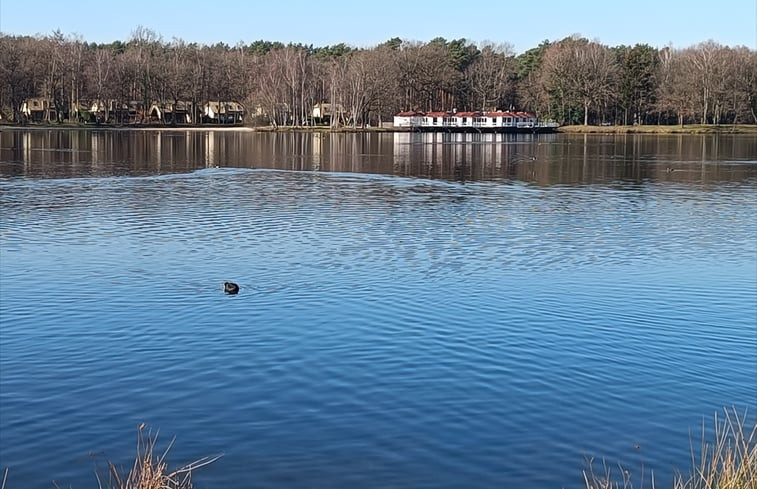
[0, 27, 755, 126]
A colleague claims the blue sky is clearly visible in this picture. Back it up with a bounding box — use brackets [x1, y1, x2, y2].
[0, 0, 755, 54]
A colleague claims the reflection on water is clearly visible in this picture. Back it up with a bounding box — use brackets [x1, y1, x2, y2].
[1, 129, 756, 183]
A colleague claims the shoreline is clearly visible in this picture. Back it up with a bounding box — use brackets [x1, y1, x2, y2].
[1, 123, 756, 134]
[0, 123, 399, 133]
[556, 123, 757, 134]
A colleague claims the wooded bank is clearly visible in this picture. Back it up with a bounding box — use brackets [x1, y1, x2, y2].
[1, 28, 754, 128]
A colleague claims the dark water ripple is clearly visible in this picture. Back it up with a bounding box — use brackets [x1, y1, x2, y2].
[1, 166, 756, 489]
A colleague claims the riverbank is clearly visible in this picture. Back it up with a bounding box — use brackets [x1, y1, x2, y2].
[557, 124, 757, 134]
[0, 122, 399, 132]
[3, 122, 757, 134]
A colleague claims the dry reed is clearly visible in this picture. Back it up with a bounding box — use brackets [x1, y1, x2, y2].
[583, 406, 756, 489]
[674, 406, 756, 489]
[96, 423, 222, 489]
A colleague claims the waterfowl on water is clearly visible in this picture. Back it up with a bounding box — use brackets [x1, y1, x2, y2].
[224, 281, 240, 294]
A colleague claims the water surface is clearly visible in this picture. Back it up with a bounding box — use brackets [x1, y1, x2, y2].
[1, 129, 756, 489]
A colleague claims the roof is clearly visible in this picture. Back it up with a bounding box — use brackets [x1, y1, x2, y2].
[394, 110, 536, 118]
[206, 101, 245, 112]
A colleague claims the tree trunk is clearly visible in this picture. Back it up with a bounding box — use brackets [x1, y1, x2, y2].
[583, 99, 589, 125]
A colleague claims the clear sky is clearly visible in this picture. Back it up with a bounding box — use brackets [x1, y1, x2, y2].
[0, 0, 755, 54]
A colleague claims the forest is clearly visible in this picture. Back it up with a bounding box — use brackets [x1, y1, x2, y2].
[0, 27, 755, 127]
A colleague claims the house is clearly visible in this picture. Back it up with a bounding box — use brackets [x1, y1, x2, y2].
[422, 111, 452, 127]
[20, 97, 57, 122]
[111, 101, 147, 124]
[87, 100, 113, 123]
[393, 111, 424, 127]
[312, 102, 345, 125]
[202, 101, 245, 123]
[392, 109, 556, 132]
[454, 111, 483, 128]
[69, 101, 94, 122]
[149, 101, 196, 124]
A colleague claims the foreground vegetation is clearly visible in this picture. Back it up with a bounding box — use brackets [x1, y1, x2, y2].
[584, 407, 756, 489]
[0, 408, 752, 488]
[0, 29, 755, 128]
[92, 424, 221, 489]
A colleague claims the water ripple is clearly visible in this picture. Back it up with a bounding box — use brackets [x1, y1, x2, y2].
[1, 167, 755, 489]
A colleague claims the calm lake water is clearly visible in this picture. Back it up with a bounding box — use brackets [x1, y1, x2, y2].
[1, 129, 756, 489]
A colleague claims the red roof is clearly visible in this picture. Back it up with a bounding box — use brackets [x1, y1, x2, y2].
[396, 110, 535, 118]
[483, 111, 535, 117]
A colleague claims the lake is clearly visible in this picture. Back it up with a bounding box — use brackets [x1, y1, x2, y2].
[1, 129, 756, 489]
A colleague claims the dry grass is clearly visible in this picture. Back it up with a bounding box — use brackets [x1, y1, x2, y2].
[95, 423, 222, 489]
[583, 451, 658, 489]
[583, 407, 756, 489]
[675, 407, 757, 489]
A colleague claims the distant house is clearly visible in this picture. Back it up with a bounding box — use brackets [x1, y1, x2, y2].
[87, 100, 112, 123]
[111, 101, 147, 124]
[312, 102, 345, 125]
[149, 101, 196, 124]
[20, 97, 57, 122]
[453, 111, 483, 128]
[202, 101, 245, 123]
[247, 102, 292, 126]
[422, 111, 453, 128]
[69, 101, 93, 122]
[392, 109, 555, 132]
[393, 111, 424, 127]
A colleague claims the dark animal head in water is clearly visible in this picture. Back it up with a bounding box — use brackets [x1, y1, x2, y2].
[224, 282, 239, 294]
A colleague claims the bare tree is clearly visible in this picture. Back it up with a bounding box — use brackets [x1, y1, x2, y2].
[127, 26, 163, 121]
[395, 41, 463, 111]
[656, 47, 697, 125]
[0, 36, 36, 121]
[728, 47, 757, 123]
[685, 40, 728, 124]
[465, 42, 516, 111]
[541, 37, 617, 125]
[88, 47, 114, 120]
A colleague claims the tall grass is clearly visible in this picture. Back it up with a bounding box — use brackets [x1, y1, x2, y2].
[583, 407, 756, 489]
[95, 423, 222, 489]
[676, 407, 756, 489]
